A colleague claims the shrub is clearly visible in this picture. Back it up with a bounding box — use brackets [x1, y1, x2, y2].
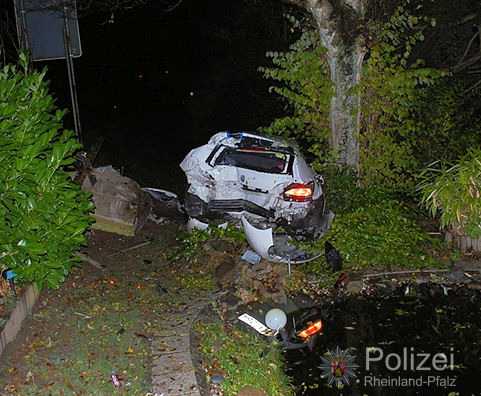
[302, 167, 442, 272]
[0, 56, 93, 288]
[259, 4, 476, 191]
[259, 25, 333, 170]
[418, 149, 481, 238]
[321, 201, 438, 270]
[359, 5, 445, 190]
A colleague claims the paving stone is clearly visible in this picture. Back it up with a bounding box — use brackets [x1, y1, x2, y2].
[153, 328, 190, 338]
[152, 334, 190, 354]
[152, 370, 199, 394]
[152, 351, 193, 374]
[151, 296, 208, 396]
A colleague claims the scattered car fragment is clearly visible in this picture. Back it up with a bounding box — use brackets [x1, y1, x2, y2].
[143, 187, 185, 223]
[81, 166, 151, 236]
[180, 131, 334, 262]
[238, 308, 323, 350]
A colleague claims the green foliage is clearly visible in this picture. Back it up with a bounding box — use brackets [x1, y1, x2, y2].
[176, 272, 216, 292]
[411, 81, 481, 166]
[362, 3, 481, 187]
[0, 56, 93, 288]
[418, 149, 481, 238]
[359, 3, 445, 190]
[321, 166, 388, 214]
[259, 24, 333, 170]
[303, 167, 443, 272]
[197, 321, 293, 396]
[260, 3, 479, 191]
[322, 201, 438, 269]
[169, 224, 245, 262]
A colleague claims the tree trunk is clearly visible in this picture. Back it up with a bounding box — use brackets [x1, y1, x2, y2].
[307, 0, 365, 170]
[324, 42, 364, 169]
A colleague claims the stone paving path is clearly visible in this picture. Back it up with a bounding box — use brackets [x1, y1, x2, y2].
[151, 295, 211, 396]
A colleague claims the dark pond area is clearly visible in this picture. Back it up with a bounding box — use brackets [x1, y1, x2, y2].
[286, 284, 481, 395]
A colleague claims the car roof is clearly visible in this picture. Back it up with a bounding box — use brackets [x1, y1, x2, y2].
[208, 131, 298, 154]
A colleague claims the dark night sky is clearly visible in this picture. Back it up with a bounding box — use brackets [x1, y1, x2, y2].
[39, 0, 290, 191]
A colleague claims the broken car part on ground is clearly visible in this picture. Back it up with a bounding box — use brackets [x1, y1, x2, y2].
[180, 131, 334, 263]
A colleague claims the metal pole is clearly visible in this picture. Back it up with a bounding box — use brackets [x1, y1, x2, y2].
[63, 6, 82, 143]
[17, 0, 29, 51]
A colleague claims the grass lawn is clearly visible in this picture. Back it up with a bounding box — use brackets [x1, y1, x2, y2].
[196, 320, 294, 396]
[0, 224, 212, 395]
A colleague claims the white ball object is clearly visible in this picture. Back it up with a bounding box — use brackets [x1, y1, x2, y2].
[265, 308, 287, 331]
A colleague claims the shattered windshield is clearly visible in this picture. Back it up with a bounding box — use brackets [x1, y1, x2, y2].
[214, 148, 291, 174]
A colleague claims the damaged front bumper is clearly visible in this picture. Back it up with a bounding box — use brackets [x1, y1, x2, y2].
[241, 213, 334, 264]
[185, 192, 334, 263]
[184, 192, 274, 221]
[185, 193, 332, 235]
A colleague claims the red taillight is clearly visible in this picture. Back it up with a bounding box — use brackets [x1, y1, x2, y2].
[297, 320, 323, 340]
[283, 182, 314, 202]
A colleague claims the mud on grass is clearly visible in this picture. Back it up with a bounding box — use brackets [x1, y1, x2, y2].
[0, 224, 202, 396]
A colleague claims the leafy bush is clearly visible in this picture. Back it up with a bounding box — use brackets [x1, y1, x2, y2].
[359, 5, 445, 190]
[260, 4, 478, 191]
[0, 56, 93, 288]
[418, 149, 481, 238]
[259, 24, 333, 170]
[303, 167, 442, 272]
[322, 201, 438, 270]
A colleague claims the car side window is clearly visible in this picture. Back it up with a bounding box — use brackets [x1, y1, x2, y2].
[214, 148, 289, 174]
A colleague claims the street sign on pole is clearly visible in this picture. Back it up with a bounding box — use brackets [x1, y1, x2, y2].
[14, 0, 83, 142]
[14, 0, 82, 61]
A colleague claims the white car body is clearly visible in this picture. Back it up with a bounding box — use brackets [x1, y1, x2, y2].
[180, 132, 333, 262]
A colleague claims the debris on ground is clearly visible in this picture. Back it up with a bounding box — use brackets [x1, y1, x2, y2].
[238, 261, 288, 305]
[81, 166, 151, 236]
[111, 372, 122, 388]
[324, 241, 342, 272]
[240, 250, 261, 265]
[108, 241, 152, 257]
[1, 269, 17, 297]
[143, 188, 185, 223]
[0, 223, 179, 395]
[75, 252, 106, 271]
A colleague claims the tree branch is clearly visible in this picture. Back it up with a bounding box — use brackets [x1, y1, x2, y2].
[279, 0, 306, 8]
[455, 12, 478, 26]
[463, 78, 481, 96]
[453, 53, 481, 73]
[457, 30, 480, 68]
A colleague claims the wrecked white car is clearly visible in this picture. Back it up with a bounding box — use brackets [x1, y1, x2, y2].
[180, 132, 334, 263]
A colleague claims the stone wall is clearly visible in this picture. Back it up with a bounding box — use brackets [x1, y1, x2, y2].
[0, 284, 40, 357]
